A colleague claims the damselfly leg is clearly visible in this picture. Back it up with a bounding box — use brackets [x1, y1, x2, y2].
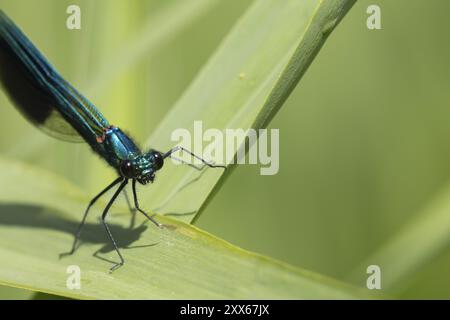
[132, 179, 161, 228]
[60, 177, 123, 258]
[101, 179, 128, 272]
[163, 146, 227, 169]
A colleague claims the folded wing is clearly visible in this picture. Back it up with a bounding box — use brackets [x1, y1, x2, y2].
[0, 10, 109, 144]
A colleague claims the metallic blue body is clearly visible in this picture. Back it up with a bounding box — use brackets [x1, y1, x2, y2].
[102, 127, 141, 163]
[100, 127, 140, 167]
[0, 10, 157, 182]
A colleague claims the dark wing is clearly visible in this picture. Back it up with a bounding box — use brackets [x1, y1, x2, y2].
[0, 10, 109, 144]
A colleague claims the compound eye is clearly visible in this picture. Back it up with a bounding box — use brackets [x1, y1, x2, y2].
[151, 151, 164, 170]
[120, 160, 133, 178]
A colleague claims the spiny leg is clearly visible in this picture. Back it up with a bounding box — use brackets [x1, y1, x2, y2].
[132, 179, 162, 228]
[152, 147, 226, 214]
[169, 155, 206, 171]
[163, 146, 226, 169]
[60, 177, 123, 257]
[102, 179, 129, 272]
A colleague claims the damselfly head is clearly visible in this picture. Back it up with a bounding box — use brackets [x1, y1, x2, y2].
[119, 150, 164, 185]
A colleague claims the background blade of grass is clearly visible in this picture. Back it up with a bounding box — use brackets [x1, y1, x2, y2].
[347, 183, 450, 294]
[140, 0, 356, 223]
[84, 0, 220, 98]
[0, 158, 369, 299]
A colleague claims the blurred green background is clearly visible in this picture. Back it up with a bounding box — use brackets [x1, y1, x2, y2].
[1, 0, 450, 299]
